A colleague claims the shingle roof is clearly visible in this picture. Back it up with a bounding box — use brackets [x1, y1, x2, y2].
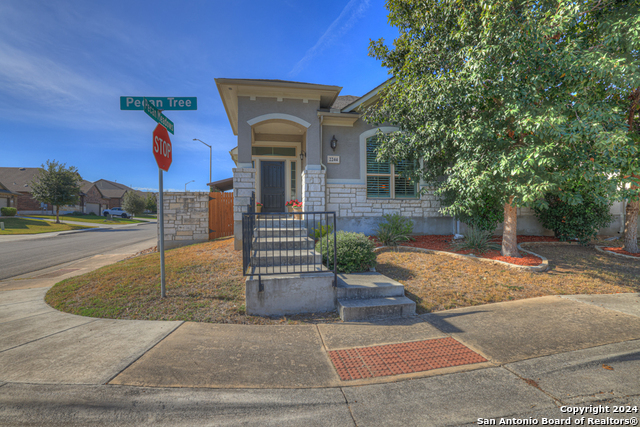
[0, 167, 42, 193]
[331, 95, 360, 110]
[94, 179, 134, 199]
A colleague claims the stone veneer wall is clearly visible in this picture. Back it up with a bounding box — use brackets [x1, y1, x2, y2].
[233, 167, 256, 250]
[160, 192, 209, 249]
[301, 169, 326, 212]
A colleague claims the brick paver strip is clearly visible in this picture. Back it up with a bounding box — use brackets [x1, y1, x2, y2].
[328, 337, 487, 381]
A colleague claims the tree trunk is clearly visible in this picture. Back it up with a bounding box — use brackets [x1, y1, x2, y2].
[55, 206, 60, 224]
[623, 199, 639, 254]
[502, 198, 520, 257]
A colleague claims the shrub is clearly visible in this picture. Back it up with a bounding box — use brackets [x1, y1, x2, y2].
[312, 222, 333, 240]
[376, 213, 414, 247]
[533, 190, 614, 245]
[320, 231, 376, 273]
[1, 207, 17, 216]
[451, 227, 501, 254]
[440, 188, 503, 232]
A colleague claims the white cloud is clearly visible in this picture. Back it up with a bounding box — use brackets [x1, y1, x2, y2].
[290, 0, 370, 76]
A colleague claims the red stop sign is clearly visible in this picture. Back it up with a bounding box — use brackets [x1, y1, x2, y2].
[153, 124, 172, 171]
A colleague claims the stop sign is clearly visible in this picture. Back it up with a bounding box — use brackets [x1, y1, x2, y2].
[152, 124, 172, 171]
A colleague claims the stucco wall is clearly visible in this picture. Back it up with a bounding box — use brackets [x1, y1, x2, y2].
[160, 192, 209, 249]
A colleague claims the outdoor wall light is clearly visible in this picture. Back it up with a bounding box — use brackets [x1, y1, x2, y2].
[330, 135, 338, 151]
[300, 150, 306, 160]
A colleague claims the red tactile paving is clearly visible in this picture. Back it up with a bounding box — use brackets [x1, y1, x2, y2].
[328, 337, 487, 381]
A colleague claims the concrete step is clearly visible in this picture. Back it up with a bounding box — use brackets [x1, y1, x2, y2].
[336, 272, 406, 300]
[250, 249, 323, 267]
[255, 217, 305, 228]
[251, 228, 310, 238]
[337, 296, 416, 322]
[252, 236, 315, 251]
[246, 265, 331, 275]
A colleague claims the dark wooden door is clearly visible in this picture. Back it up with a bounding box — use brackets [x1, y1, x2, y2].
[261, 161, 285, 212]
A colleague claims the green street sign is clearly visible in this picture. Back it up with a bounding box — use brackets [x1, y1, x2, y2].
[120, 97, 197, 110]
[143, 98, 174, 134]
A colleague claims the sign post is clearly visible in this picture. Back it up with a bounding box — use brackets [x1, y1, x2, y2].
[153, 124, 173, 297]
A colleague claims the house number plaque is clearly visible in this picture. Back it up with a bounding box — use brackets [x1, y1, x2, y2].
[327, 156, 340, 164]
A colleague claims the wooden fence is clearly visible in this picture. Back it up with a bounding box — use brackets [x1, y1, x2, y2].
[208, 192, 234, 240]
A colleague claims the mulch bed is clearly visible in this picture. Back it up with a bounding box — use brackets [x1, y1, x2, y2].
[601, 247, 640, 258]
[374, 235, 560, 267]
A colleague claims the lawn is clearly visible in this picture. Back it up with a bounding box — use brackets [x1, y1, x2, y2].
[376, 241, 640, 313]
[0, 217, 94, 235]
[136, 213, 157, 219]
[46, 234, 639, 324]
[45, 237, 339, 324]
[30, 214, 146, 224]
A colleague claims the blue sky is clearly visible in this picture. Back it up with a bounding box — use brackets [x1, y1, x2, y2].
[0, 0, 397, 192]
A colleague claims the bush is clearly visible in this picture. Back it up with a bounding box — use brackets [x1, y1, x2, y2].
[320, 231, 376, 273]
[312, 222, 333, 240]
[533, 190, 614, 245]
[440, 188, 503, 232]
[1, 207, 17, 216]
[376, 213, 414, 247]
[451, 227, 501, 254]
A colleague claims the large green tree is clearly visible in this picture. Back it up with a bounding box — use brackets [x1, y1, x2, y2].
[366, 0, 640, 256]
[30, 160, 82, 223]
[122, 191, 146, 218]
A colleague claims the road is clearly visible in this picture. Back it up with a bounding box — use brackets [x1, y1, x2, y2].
[0, 225, 157, 280]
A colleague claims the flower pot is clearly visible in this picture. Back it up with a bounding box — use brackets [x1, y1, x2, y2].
[287, 206, 293, 213]
[292, 206, 302, 220]
[256, 205, 262, 213]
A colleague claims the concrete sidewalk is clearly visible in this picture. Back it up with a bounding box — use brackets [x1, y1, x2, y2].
[1, 251, 639, 425]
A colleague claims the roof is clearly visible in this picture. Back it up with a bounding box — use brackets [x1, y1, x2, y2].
[215, 78, 342, 135]
[341, 79, 393, 113]
[80, 180, 93, 194]
[0, 167, 43, 193]
[207, 177, 233, 192]
[93, 179, 135, 199]
[331, 95, 360, 110]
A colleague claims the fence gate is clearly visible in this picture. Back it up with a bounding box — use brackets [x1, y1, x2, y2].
[208, 192, 234, 239]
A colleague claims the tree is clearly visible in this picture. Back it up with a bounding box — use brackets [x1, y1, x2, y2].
[30, 160, 82, 223]
[122, 191, 146, 218]
[365, 0, 640, 256]
[145, 193, 157, 214]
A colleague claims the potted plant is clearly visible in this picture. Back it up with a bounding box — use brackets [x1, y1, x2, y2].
[291, 201, 303, 219]
[256, 202, 263, 213]
[285, 199, 299, 213]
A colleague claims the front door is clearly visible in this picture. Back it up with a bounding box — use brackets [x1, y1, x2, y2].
[261, 161, 285, 212]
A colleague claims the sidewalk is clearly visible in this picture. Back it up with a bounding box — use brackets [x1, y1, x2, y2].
[0, 253, 639, 425]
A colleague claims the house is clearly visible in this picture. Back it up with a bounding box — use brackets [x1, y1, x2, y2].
[0, 167, 54, 214]
[217, 78, 453, 249]
[0, 180, 20, 210]
[83, 179, 150, 214]
[217, 78, 630, 249]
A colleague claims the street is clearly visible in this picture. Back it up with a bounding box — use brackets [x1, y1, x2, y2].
[0, 225, 157, 280]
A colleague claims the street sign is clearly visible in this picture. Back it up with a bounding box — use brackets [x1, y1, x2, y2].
[153, 124, 172, 171]
[144, 98, 175, 134]
[121, 97, 197, 110]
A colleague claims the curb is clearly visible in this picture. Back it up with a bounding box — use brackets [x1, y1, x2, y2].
[374, 244, 549, 272]
[595, 245, 640, 260]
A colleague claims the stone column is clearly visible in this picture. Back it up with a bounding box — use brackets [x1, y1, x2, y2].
[233, 167, 256, 250]
[301, 169, 326, 212]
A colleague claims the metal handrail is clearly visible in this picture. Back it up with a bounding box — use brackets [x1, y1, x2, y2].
[241, 197, 337, 289]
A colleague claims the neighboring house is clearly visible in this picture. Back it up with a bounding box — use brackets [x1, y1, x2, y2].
[0, 180, 20, 210]
[84, 179, 149, 214]
[217, 78, 629, 249]
[0, 167, 54, 214]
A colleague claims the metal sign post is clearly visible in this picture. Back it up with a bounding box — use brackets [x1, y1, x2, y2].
[158, 168, 166, 298]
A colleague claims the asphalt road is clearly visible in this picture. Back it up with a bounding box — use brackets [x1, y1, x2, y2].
[0, 225, 157, 280]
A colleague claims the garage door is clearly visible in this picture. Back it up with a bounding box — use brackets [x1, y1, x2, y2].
[86, 203, 100, 215]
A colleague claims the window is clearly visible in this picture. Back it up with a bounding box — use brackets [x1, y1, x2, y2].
[366, 136, 418, 199]
[252, 147, 296, 157]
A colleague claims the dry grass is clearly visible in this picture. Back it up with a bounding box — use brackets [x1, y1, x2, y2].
[376, 242, 640, 313]
[45, 237, 339, 324]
